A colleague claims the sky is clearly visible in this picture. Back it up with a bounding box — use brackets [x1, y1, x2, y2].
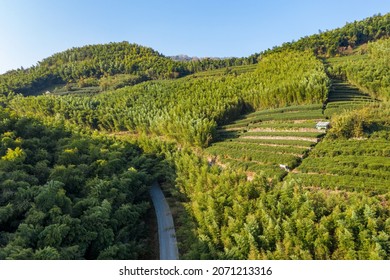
[0, 0, 389, 74]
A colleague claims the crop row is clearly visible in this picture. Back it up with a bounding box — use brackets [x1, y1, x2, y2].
[208, 146, 300, 167]
[207, 141, 308, 155]
[327, 91, 371, 98]
[245, 104, 323, 117]
[220, 119, 318, 130]
[310, 140, 390, 157]
[308, 154, 390, 170]
[226, 137, 316, 147]
[288, 173, 389, 194]
[297, 157, 390, 179]
[326, 101, 370, 107]
[247, 121, 317, 129]
[231, 110, 325, 126]
[217, 158, 286, 180]
[243, 131, 324, 138]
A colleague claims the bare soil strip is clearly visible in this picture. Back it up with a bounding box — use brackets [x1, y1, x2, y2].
[242, 135, 319, 142]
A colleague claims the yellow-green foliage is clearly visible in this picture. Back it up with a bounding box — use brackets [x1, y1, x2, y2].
[9, 50, 329, 148]
[98, 74, 146, 91]
[327, 39, 390, 101]
[244, 50, 329, 109]
[327, 103, 390, 139]
[347, 39, 390, 100]
[1, 147, 26, 162]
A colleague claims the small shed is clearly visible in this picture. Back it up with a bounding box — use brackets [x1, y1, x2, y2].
[279, 164, 290, 172]
[316, 121, 330, 130]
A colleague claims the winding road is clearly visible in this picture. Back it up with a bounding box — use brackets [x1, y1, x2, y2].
[149, 182, 179, 260]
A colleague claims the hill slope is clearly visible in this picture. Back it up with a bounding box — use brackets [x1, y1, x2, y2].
[264, 13, 390, 57]
[0, 42, 188, 96]
[8, 50, 329, 148]
[1, 13, 390, 260]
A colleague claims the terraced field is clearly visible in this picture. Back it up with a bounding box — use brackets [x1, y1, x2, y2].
[324, 79, 378, 117]
[286, 81, 389, 194]
[188, 64, 257, 78]
[206, 104, 327, 181]
[287, 138, 390, 194]
[206, 78, 388, 192]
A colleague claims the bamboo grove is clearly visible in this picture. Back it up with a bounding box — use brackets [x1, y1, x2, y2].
[0, 108, 170, 259]
[1, 13, 390, 260]
[8, 50, 329, 148]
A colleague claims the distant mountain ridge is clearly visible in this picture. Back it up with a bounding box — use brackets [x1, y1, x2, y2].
[169, 55, 229, 62]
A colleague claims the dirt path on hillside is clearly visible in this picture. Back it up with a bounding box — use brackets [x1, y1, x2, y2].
[248, 127, 319, 133]
[242, 135, 319, 142]
[232, 141, 311, 150]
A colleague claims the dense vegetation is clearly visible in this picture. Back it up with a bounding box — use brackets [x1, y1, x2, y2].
[326, 38, 390, 100]
[143, 140, 390, 260]
[288, 103, 390, 192]
[0, 43, 257, 97]
[206, 104, 326, 181]
[1, 13, 389, 260]
[269, 13, 389, 57]
[0, 42, 189, 96]
[165, 89, 390, 260]
[9, 50, 329, 148]
[0, 108, 163, 259]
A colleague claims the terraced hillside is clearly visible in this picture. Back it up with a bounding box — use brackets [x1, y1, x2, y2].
[287, 137, 390, 194]
[206, 104, 327, 181]
[286, 81, 389, 194]
[324, 80, 378, 117]
[206, 78, 386, 190]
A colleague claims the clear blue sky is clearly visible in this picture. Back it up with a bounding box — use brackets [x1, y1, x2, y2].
[0, 0, 389, 73]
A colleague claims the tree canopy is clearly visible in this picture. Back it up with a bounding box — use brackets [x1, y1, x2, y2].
[0, 108, 162, 259]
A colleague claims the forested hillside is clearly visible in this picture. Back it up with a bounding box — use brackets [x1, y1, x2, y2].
[0, 43, 256, 97]
[0, 42, 189, 96]
[0, 108, 165, 259]
[8, 50, 329, 148]
[266, 13, 389, 57]
[1, 13, 390, 260]
[170, 149, 390, 259]
[0, 13, 388, 97]
[326, 38, 390, 100]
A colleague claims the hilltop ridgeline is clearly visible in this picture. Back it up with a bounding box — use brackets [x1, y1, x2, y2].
[0, 13, 388, 97]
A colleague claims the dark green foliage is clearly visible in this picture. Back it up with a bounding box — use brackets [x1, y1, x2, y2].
[265, 13, 390, 57]
[0, 42, 189, 96]
[0, 109, 158, 259]
[0, 42, 258, 97]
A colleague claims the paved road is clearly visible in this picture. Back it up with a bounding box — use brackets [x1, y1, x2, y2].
[149, 182, 179, 260]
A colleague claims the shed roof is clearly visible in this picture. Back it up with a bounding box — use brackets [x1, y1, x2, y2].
[316, 121, 330, 127]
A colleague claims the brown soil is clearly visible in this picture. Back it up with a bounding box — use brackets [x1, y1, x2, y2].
[242, 135, 319, 142]
[233, 141, 311, 150]
[246, 171, 256, 181]
[248, 127, 319, 133]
